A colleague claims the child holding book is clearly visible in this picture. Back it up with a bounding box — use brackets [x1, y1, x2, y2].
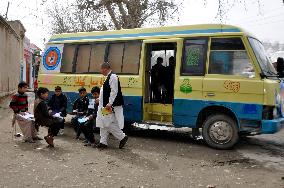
[34, 87, 63, 147]
[80, 86, 100, 146]
[48, 86, 67, 135]
[71, 87, 89, 139]
[9, 82, 38, 143]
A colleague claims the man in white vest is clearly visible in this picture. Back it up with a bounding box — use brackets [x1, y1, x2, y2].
[96, 62, 128, 149]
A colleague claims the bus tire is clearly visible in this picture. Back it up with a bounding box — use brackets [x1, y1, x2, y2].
[202, 114, 239, 149]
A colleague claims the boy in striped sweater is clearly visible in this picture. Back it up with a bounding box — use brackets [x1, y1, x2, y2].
[10, 82, 38, 143]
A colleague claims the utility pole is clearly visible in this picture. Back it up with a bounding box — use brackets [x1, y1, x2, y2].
[5, 1, 10, 19]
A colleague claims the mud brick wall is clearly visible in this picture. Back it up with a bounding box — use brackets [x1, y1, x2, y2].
[0, 16, 25, 97]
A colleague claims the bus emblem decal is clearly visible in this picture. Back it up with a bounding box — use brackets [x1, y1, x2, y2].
[224, 80, 240, 93]
[180, 79, 192, 94]
[43, 47, 61, 70]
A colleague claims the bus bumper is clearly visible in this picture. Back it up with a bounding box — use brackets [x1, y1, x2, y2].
[261, 118, 284, 134]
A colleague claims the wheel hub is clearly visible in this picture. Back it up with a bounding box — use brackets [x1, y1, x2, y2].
[209, 121, 233, 144]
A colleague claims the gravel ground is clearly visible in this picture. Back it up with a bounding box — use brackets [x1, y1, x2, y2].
[0, 93, 284, 188]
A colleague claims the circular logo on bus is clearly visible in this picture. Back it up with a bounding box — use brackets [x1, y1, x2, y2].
[43, 47, 61, 70]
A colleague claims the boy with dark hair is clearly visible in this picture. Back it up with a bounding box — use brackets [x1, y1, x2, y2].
[10, 82, 38, 143]
[80, 86, 100, 146]
[34, 87, 62, 147]
[48, 86, 67, 135]
[71, 87, 89, 139]
[10, 82, 29, 113]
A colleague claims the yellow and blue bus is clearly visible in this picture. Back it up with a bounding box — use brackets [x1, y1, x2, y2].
[39, 24, 284, 149]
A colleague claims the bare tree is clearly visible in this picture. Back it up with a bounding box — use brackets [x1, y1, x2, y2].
[46, 0, 181, 34]
[46, 0, 283, 34]
[46, 0, 107, 34]
[214, 0, 262, 23]
[79, 0, 180, 30]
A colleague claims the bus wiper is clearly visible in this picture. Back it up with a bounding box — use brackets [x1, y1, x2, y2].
[263, 70, 281, 81]
[263, 70, 278, 78]
[269, 70, 278, 75]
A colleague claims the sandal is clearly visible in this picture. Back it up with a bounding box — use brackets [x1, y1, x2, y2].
[44, 136, 54, 147]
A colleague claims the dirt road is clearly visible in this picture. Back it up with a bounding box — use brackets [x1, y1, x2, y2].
[0, 93, 284, 188]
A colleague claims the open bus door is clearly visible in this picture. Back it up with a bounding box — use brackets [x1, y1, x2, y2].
[142, 39, 183, 126]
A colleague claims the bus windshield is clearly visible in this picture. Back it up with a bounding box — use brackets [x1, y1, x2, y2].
[248, 37, 277, 77]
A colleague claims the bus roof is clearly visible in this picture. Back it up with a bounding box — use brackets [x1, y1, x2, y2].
[48, 24, 246, 44]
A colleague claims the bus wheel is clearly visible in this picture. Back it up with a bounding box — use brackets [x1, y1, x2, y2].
[202, 114, 239, 149]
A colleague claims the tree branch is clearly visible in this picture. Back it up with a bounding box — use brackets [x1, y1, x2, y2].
[105, 2, 122, 29]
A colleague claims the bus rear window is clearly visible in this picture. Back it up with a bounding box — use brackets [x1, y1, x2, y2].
[61, 45, 76, 73]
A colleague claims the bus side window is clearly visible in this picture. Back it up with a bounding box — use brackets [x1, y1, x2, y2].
[181, 39, 207, 76]
[122, 42, 141, 74]
[209, 38, 255, 77]
[105, 41, 141, 74]
[75, 45, 91, 73]
[61, 45, 76, 73]
[107, 43, 124, 73]
[89, 43, 107, 73]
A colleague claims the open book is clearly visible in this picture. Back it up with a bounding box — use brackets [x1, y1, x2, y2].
[52, 112, 64, 119]
[18, 112, 34, 120]
[78, 117, 89, 124]
[101, 107, 113, 116]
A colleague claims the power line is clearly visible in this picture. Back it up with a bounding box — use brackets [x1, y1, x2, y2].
[16, 1, 23, 8]
[230, 6, 284, 23]
[244, 17, 284, 26]
[238, 11, 284, 24]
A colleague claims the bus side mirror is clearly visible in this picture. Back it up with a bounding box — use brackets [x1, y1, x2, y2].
[276, 57, 284, 78]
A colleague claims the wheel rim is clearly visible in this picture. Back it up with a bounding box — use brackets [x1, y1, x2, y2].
[208, 120, 233, 145]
